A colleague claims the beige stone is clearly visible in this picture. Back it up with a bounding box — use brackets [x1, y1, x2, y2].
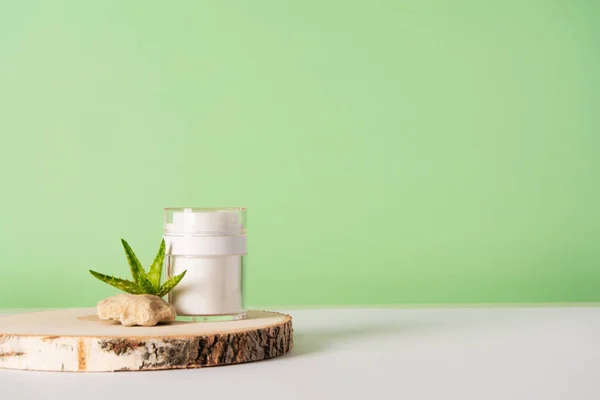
[97, 294, 176, 327]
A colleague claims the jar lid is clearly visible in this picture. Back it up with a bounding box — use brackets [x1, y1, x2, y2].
[164, 207, 246, 236]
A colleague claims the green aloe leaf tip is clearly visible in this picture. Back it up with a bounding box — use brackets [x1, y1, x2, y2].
[90, 239, 186, 297]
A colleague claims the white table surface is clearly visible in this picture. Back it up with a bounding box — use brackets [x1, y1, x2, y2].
[1, 307, 599, 400]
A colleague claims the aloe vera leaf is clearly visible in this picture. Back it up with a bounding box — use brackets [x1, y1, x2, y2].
[120, 239, 155, 294]
[157, 270, 187, 297]
[147, 239, 166, 290]
[89, 270, 145, 294]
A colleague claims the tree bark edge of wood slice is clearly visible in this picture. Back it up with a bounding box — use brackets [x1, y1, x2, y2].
[0, 309, 293, 372]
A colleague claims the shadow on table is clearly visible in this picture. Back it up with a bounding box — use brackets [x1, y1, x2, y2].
[288, 320, 441, 358]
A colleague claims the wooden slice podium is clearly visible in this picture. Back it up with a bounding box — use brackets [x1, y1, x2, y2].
[0, 309, 292, 372]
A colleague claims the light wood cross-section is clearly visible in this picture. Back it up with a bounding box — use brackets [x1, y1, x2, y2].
[0, 309, 293, 372]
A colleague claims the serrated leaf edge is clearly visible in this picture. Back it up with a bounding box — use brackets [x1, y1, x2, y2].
[89, 270, 145, 294]
[157, 270, 187, 297]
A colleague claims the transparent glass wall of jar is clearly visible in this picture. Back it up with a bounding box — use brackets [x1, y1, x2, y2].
[163, 207, 247, 321]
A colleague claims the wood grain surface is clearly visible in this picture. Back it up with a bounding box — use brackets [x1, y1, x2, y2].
[0, 309, 292, 372]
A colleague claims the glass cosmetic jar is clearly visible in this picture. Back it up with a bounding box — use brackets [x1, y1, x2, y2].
[163, 207, 247, 321]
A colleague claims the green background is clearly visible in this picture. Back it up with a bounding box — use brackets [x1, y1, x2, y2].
[1, 1, 599, 308]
